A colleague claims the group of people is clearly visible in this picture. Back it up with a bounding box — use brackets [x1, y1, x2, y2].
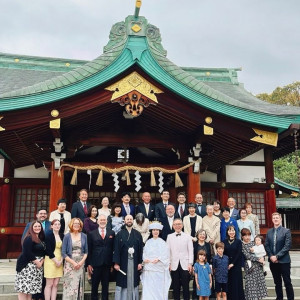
[15, 189, 294, 300]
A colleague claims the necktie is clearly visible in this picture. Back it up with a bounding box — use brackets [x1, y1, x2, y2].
[180, 205, 184, 217]
[164, 203, 167, 208]
[273, 228, 277, 254]
[101, 229, 105, 239]
[83, 203, 88, 215]
[59, 213, 65, 235]
[126, 205, 130, 215]
[145, 204, 149, 215]
[176, 233, 181, 237]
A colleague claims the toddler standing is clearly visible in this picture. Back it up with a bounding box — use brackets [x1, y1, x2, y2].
[194, 249, 212, 300]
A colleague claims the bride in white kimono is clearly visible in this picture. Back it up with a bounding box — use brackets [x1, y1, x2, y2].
[141, 222, 171, 300]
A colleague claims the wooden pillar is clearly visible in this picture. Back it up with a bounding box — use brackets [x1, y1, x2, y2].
[264, 147, 276, 227]
[187, 166, 200, 203]
[49, 162, 64, 212]
[219, 188, 228, 208]
[0, 159, 13, 227]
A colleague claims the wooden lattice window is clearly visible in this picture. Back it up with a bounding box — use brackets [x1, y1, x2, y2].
[14, 187, 50, 225]
[228, 190, 266, 226]
[201, 190, 218, 205]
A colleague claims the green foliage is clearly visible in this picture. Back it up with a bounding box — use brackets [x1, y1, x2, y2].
[257, 82, 300, 187]
[257, 81, 300, 106]
[274, 154, 299, 187]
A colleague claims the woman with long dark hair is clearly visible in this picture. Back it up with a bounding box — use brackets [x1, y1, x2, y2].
[83, 205, 99, 234]
[223, 225, 245, 300]
[15, 220, 46, 300]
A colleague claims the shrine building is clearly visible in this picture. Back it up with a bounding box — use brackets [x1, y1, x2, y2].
[0, 7, 300, 257]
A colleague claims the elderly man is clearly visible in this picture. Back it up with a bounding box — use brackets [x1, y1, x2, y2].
[155, 190, 175, 221]
[71, 189, 91, 222]
[49, 198, 71, 236]
[136, 192, 156, 221]
[87, 215, 115, 300]
[120, 192, 136, 218]
[113, 215, 143, 300]
[161, 205, 178, 241]
[227, 197, 240, 220]
[194, 193, 207, 218]
[265, 212, 294, 300]
[167, 218, 193, 300]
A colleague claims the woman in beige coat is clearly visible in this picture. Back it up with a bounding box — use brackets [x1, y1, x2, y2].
[202, 205, 220, 252]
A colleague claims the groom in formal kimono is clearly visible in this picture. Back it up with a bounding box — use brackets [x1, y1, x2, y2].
[113, 215, 143, 300]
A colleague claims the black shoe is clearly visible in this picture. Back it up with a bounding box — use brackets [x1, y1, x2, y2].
[263, 271, 267, 276]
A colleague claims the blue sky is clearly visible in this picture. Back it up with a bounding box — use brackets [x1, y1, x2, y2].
[1, 0, 299, 94]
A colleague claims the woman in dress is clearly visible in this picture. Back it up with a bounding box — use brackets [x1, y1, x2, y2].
[194, 229, 212, 264]
[237, 208, 255, 241]
[98, 196, 111, 218]
[193, 229, 212, 300]
[133, 213, 150, 244]
[202, 205, 221, 253]
[241, 228, 268, 300]
[245, 202, 260, 236]
[44, 219, 64, 300]
[83, 205, 99, 234]
[141, 222, 171, 300]
[220, 207, 239, 241]
[213, 200, 222, 220]
[223, 225, 245, 300]
[62, 218, 88, 300]
[107, 202, 124, 234]
[15, 221, 46, 300]
[183, 203, 203, 242]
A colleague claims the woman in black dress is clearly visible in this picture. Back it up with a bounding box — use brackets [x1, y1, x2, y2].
[15, 220, 46, 300]
[223, 225, 245, 300]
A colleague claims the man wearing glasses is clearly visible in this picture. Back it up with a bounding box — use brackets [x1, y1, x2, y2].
[167, 219, 193, 300]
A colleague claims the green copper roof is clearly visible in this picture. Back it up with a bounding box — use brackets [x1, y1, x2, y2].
[0, 15, 300, 131]
[275, 177, 300, 193]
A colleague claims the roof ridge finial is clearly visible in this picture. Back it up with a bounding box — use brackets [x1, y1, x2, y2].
[134, 0, 142, 18]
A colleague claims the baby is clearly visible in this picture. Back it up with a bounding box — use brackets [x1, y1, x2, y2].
[248, 235, 267, 275]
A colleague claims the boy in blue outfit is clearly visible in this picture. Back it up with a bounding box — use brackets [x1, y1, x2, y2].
[212, 242, 229, 300]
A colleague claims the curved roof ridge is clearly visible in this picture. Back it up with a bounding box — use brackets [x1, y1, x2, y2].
[0, 21, 128, 100]
[145, 41, 300, 116]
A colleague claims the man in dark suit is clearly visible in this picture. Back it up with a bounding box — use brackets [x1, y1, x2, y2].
[120, 192, 136, 218]
[87, 214, 115, 300]
[136, 192, 156, 221]
[155, 190, 175, 221]
[161, 205, 177, 240]
[265, 212, 294, 300]
[195, 193, 207, 218]
[175, 192, 189, 220]
[71, 189, 91, 222]
[227, 197, 240, 220]
[22, 208, 51, 240]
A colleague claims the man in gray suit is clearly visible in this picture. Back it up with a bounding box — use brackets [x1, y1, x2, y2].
[265, 212, 294, 300]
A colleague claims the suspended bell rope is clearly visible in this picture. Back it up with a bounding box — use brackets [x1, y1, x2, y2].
[58, 161, 196, 187]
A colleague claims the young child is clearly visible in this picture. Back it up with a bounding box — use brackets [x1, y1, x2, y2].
[249, 235, 267, 275]
[194, 249, 212, 300]
[212, 242, 229, 300]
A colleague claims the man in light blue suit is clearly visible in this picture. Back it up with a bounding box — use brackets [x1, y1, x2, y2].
[227, 197, 240, 220]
